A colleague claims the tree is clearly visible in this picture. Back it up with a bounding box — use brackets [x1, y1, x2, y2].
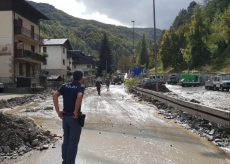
[159, 31, 172, 69]
[97, 33, 113, 76]
[184, 7, 211, 68]
[172, 1, 198, 29]
[138, 34, 149, 67]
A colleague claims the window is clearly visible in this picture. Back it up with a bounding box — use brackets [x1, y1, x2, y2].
[32, 65, 35, 77]
[43, 47, 47, 53]
[19, 63, 23, 76]
[63, 59, 65, 66]
[63, 48, 65, 54]
[16, 18, 23, 27]
[31, 45, 35, 53]
[17, 41, 24, 49]
[31, 25, 35, 39]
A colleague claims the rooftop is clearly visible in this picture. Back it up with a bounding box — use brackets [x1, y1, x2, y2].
[0, 0, 49, 24]
[42, 39, 72, 50]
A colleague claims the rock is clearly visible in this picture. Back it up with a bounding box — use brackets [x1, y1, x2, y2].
[25, 142, 31, 147]
[0, 147, 2, 153]
[44, 130, 51, 136]
[42, 144, 49, 150]
[206, 135, 214, 141]
[214, 139, 222, 143]
[43, 106, 53, 111]
[217, 142, 228, 147]
[209, 129, 215, 135]
[2, 146, 11, 153]
[18, 146, 26, 153]
[190, 99, 200, 104]
[19, 152, 24, 156]
[31, 139, 39, 147]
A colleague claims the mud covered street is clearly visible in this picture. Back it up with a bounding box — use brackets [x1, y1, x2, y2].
[165, 84, 230, 111]
[2, 85, 230, 164]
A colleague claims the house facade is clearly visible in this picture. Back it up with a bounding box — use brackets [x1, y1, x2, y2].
[0, 0, 48, 87]
[67, 50, 96, 86]
[41, 39, 72, 81]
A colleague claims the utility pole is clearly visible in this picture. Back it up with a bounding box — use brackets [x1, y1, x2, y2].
[153, 0, 158, 91]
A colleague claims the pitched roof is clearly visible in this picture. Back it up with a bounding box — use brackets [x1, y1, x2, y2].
[67, 50, 96, 65]
[43, 39, 68, 45]
[42, 39, 73, 50]
[0, 0, 49, 24]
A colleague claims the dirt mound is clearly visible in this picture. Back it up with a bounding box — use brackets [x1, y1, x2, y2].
[0, 90, 51, 110]
[0, 113, 56, 160]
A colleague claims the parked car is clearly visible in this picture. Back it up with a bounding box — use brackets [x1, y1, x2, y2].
[167, 74, 179, 85]
[112, 75, 123, 85]
[0, 83, 4, 92]
[142, 75, 165, 87]
[205, 74, 230, 91]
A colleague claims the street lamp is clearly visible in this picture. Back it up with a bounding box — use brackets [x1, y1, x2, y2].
[131, 20, 135, 65]
[153, 0, 158, 91]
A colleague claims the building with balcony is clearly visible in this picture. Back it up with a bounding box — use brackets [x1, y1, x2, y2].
[41, 39, 72, 81]
[0, 0, 48, 87]
[67, 50, 96, 86]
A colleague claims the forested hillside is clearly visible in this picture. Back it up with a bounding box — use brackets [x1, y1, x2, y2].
[28, 1, 162, 66]
[158, 0, 230, 73]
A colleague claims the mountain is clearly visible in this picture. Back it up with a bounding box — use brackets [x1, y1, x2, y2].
[28, 1, 162, 59]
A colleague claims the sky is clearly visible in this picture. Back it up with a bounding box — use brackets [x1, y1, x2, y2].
[30, 0, 204, 29]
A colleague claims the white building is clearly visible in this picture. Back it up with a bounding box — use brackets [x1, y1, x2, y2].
[41, 39, 72, 81]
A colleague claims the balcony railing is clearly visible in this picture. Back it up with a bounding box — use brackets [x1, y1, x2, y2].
[14, 20, 39, 41]
[15, 49, 46, 63]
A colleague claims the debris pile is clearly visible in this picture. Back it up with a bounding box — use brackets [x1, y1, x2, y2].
[155, 102, 230, 149]
[134, 93, 230, 151]
[0, 113, 57, 161]
[142, 84, 170, 92]
[0, 92, 50, 109]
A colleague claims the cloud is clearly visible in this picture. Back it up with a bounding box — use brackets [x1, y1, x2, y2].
[78, 0, 204, 29]
[31, 0, 204, 29]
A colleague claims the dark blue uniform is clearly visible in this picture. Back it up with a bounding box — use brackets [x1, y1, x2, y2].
[58, 81, 85, 164]
[59, 82, 85, 116]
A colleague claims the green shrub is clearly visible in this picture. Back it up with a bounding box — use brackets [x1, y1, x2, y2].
[124, 78, 139, 92]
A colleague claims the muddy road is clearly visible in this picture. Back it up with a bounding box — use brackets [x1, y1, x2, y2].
[3, 85, 230, 164]
[165, 84, 230, 111]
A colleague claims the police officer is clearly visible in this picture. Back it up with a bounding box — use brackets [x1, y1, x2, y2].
[53, 71, 85, 164]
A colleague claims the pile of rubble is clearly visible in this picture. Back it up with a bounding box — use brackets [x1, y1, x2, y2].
[134, 96, 230, 151]
[142, 84, 170, 93]
[0, 113, 58, 161]
[155, 101, 229, 148]
[0, 91, 51, 109]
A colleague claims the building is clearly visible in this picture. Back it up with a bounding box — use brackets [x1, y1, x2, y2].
[67, 50, 96, 86]
[41, 38, 72, 81]
[0, 0, 49, 87]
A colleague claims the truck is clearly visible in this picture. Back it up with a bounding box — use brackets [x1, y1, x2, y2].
[167, 74, 179, 85]
[141, 75, 165, 87]
[205, 74, 230, 91]
[179, 73, 201, 87]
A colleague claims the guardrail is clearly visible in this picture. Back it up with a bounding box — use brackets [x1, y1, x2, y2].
[133, 87, 230, 128]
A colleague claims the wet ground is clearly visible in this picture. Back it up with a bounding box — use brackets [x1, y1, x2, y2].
[165, 84, 230, 111]
[3, 85, 230, 164]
